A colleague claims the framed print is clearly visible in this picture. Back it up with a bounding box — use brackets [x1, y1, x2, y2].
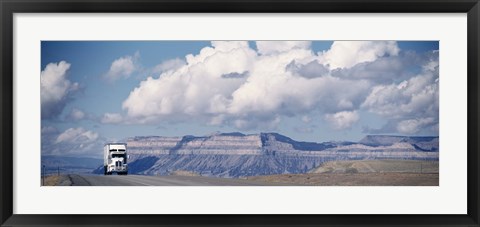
[1, 0, 479, 226]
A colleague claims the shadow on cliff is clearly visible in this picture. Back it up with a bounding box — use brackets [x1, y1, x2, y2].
[128, 156, 160, 174]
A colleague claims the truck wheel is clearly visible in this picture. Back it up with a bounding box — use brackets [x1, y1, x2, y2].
[103, 166, 107, 175]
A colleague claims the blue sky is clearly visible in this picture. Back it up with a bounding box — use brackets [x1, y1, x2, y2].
[41, 41, 439, 158]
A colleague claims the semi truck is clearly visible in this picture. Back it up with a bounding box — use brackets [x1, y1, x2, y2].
[103, 143, 128, 175]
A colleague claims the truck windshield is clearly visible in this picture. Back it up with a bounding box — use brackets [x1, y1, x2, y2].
[112, 154, 125, 158]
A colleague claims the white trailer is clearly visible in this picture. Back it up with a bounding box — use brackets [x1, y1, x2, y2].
[103, 143, 128, 175]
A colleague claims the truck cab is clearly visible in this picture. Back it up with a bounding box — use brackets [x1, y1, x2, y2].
[104, 143, 128, 175]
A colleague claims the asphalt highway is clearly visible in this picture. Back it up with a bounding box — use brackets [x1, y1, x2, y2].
[66, 174, 291, 186]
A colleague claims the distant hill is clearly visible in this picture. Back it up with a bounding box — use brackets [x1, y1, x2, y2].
[359, 135, 439, 151]
[116, 133, 438, 178]
[42, 155, 102, 174]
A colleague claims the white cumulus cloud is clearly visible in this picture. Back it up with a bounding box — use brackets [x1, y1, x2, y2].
[361, 71, 438, 119]
[122, 41, 371, 129]
[122, 41, 257, 120]
[256, 41, 311, 55]
[319, 41, 399, 69]
[41, 61, 79, 119]
[153, 58, 186, 74]
[66, 108, 86, 121]
[42, 126, 104, 158]
[105, 52, 140, 81]
[101, 113, 124, 124]
[116, 41, 437, 135]
[397, 117, 435, 134]
[361, 52, 439, 134]
[55, 127, 99, 144]
[324, 111, 360, 130]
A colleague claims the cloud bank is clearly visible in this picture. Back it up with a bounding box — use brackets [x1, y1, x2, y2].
[42, 126, 105, 158]
[118, 41, 438, 134]
[41, 61, 79, 119]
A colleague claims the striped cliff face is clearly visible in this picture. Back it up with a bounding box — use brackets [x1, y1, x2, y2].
[119, 133, 438, 178]
[127, 134, 263, 157]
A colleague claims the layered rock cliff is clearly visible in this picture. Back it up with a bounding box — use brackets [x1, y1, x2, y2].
[116, 133, 438, 178]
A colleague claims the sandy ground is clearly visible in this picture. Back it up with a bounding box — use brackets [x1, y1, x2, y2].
[42, 175, 71, 186]
[311, 159, 439, 174]
[246, 172, 439, 186]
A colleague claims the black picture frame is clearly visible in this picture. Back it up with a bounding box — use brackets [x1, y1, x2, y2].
[1, 0, 479, 226]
